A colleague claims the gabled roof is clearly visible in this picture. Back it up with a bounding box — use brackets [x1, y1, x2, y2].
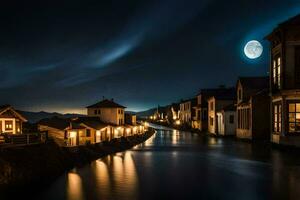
[279, 14, 300, 27]
[207, 88, 236, 100]
[222, 104, 236, 111]
[73, 117, 110, 129]
[38, 117, 70, 130]
[180, 98, 197, 105]
[265, 14, 300, 40]
[0, 105, 27, 122]
[87, 99, 126, 109]
[238, 76, 269, 90]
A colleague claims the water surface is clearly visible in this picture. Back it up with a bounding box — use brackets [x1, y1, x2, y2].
[33, 124, 300, 199]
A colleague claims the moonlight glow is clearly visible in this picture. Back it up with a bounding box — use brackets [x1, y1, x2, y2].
[244, 40, 263, 59]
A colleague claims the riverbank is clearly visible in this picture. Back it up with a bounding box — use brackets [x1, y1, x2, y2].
[0, 129, 155, 188]
[148, 120, 201, 133]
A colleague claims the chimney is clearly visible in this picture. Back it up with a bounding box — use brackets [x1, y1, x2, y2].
[111, 98, 114, 102]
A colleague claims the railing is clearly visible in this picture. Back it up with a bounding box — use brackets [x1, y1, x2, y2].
[0, 132, 48, 147]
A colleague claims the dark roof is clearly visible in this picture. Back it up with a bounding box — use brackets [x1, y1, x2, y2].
[265, 14, 300, 40]
[38, 117, 70, 130]
[279, 14, 300, 27]
[180, 98, 197, 105]
[207, 88, 236, 100]
[73, 117, 111, 129]
[222, 104, 236, 111]
[198, 88, 236, 100]
[238, 77, 269, 90]
[87, 99, 126, 108]
[0, 105, 27, 122]
[69, 122, 86, 130]
[0, 105, 10, 112]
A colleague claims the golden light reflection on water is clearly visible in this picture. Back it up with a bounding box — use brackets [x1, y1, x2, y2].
[93, 160, 111, 199]
[66, 172, 85, 200]
[93, 152, 139, 199]
[172, 130, 180, 145]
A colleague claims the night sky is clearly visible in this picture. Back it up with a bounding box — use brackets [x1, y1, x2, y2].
[1, 0, 300, 113]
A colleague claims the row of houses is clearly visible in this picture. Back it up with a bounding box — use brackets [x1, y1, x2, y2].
[39, 99, 146, 147]
[151, 14, 300, 148]
[0, 99, 147, 147]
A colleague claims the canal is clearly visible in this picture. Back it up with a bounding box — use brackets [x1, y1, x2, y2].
[34, 124, 300, 199]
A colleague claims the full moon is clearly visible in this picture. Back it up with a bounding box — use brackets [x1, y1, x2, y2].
[244, 40, 263, 59]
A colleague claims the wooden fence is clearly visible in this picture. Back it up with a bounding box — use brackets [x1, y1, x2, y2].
[0, 132, 48, 147]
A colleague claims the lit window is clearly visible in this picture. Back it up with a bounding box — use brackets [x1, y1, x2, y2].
[277, 57, 281, 88]
[273, 105, 281, 133]
[5, 121, 13, 130]
[273, 56, 281, 89]
[288, 103, 300, 133]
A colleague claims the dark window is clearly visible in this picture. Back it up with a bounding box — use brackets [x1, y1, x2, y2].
[98, 110, 101, 115]
[86, 129, 91, 137]
[94, 110, 97, 115]
[210, 117, 214, 126]
[210, 102, 214, 111]
[238, 89, 242, 101]
[229, 115, 234, 124]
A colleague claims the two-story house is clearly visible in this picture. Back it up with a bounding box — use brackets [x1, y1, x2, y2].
[193, 88, 236, 131]
[87, 99, 126, 126]
[236, 77, 270, 140]
[266, 14, 300, 147]
[179, 98, 197, 126]
[207, 88, 236, 135]
[0, 105, 27, 134]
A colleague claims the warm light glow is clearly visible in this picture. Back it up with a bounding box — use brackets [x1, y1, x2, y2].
[70, 131, 77, 138]
[175, 120, 181, 125]
[96, 130, 101, 136]
[114, 129, 119, 136]
[67, 172, 84, 200]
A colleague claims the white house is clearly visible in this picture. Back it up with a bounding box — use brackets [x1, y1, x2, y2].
[216, 104, 236, 136]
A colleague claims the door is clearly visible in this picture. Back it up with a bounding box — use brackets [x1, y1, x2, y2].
[217, 114, 222, 135]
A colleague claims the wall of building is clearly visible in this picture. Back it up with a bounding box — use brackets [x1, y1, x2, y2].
[208, 98, 235, 134]
[217, 111, 236, 136]
[208, 98, 216, 134]
[0, 118, 21, 134]
[236, 104, 252, 140]
[252, 95, 271, 139]
[180, 101, 192, 124]
[87, 107, 125, 125]
[224, 111, 236, 136]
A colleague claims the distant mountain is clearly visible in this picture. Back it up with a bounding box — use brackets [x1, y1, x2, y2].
[125, 111, 137, 115]
[136, 102, 181, 119]
[136, 108, 157, 118]
[18, 110, 85, 123]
